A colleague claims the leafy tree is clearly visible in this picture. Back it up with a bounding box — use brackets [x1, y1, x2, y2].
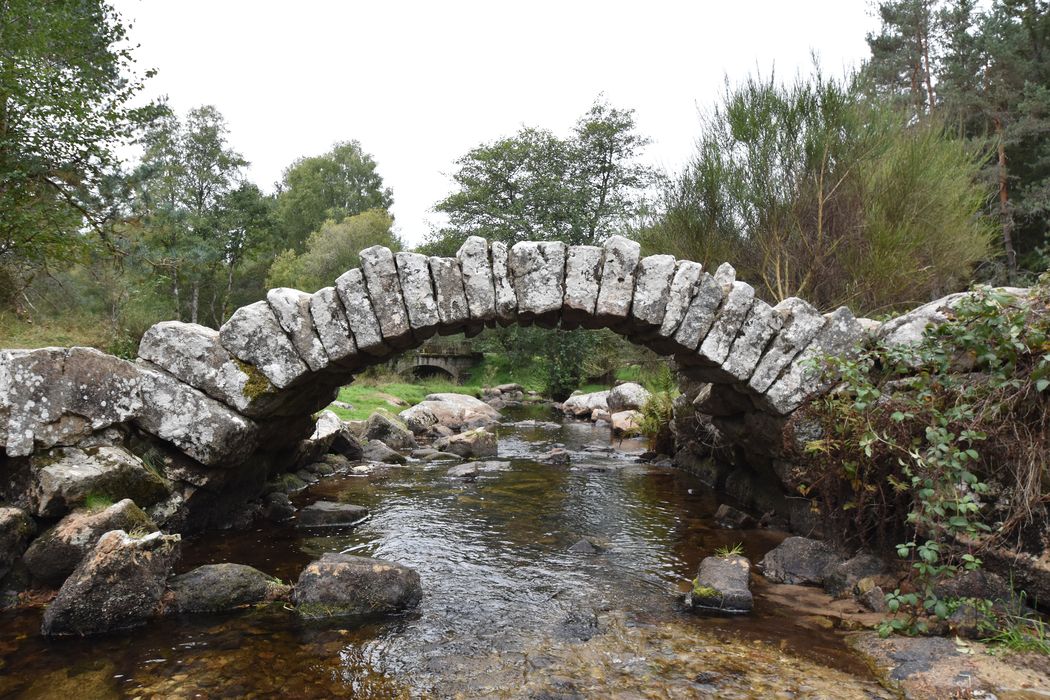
[642, 72, 992, 314]
[865, 0, 939, 114]
[0, 0, 153, 307]
[266, 209, 399, 292]
[276, 141, 392, 252]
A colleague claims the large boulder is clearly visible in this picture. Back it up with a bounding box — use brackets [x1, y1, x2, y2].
[561, 390, 610, 419]
[168, 563, 290, 613]
[399, 393, 500, 435]
[292, 553, 422, 619]
[362, 411, 416, 450]
[610, 410, 642, 436]
[0, 506, 35, 580]
[434, 428, 497, 458]
[41, 530, 180, 636]
[361, 440, 406, 465]
[23, 498, 156, 587]
[27, 446, 170, 518]
[759, 536, 843, 586]
[690, 554, 753, 613]
[291, 410, 362, 468]
[297, 501, 369, 527]
[607, 382, 652, 413]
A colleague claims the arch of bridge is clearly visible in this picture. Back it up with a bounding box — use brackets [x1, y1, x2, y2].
[122, 235, 864, 468]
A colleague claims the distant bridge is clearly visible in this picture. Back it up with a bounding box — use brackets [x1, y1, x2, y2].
[395, 340, 483, 382]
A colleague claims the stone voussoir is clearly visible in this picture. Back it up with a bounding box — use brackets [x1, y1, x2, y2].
[594, 235, 641, 327]
[266, 287, 330, 372]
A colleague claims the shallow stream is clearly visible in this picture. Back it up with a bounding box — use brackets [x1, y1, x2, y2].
[0, 406, 893, 698]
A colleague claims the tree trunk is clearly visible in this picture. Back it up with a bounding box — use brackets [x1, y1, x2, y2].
[993, 115, 1017, 279]
[190, 282, 199, 325]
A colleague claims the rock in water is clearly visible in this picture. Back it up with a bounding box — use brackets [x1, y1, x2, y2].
[293, 553, 422, 619]
[41, 530, 180, 636]
[0, 507, 35, 580]
[296, 501, 369, 527]
[362, 411, 416, 450]
[168, 563, 290, 613]
[434, 428, 497, 458]
[713, 503, 755, 530]
[610, 410, 642, 436]
[361, 439, 406, 464]
[690, 554, 752, 613]
[447, 463, 480, 479]
[23, 498, 156, 587]
[758, 536, 842, 586]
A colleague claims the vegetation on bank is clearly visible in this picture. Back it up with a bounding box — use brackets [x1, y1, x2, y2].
[799, 277, 1049, 640]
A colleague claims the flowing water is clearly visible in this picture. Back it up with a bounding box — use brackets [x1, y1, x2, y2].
[0, 406, 893, 699]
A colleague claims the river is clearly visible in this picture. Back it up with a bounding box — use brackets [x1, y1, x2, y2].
[0, 406, 892, 698]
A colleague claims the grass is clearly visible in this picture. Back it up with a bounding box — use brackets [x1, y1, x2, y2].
[715, 543, 745, 558]
[328, 379, 479, 421]
[0, 311, 114, 350]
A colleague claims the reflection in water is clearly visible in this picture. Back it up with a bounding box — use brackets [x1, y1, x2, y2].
[0, 406, 891, 698]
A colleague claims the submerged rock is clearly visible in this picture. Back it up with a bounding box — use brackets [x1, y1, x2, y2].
[759, 536, 842, 586]
[713, 503, 755, 530]
[541, 447, 570, 465]
[293, 553, 422, 619]
[446, 463, 479, 479]
[262, 491, 295, 522]
[434, 428, 497, 458]
[297, 501, 369, 527]
[41, 530, 180, 636]
[0, 507, 35, 580]
[168, 563, 290, 613]
[689, 554, 753, 613]
[568, 538, 603, 554]
[23, 498, 156, 587]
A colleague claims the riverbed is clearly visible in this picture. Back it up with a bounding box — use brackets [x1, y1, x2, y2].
[0, 406, 892, 698]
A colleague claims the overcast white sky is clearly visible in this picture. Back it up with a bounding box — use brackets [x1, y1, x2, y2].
[110, 1, 878, 246]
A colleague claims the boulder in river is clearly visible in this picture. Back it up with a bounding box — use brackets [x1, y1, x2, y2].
[362, 411, 416, 450]
[399, 393, 500, 435]
[434, 428, 497, 458]
[297, 501, 369, 527]
[610, 410, 642, 436]
[607, 382, 652, 413]
[168, 563, 290, 613]
[41, 529, 180, 636]
[759, 536, 843, 586]
[561, 390, 609, 419]
[714, 504, 755, 530]
[0, 507, 35, 580]
[689, 554, 752, 613]
[293, 553, 422, 619]
[23, 498, 156, 587]
[290, 410, 362, 468]
[447, 462, 479, 479]
[361, 439, 407, 464]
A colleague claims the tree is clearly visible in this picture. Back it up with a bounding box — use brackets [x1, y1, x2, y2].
[865, 0, 940, 114]
[642, 72, 993, 314]
[276, 141, 392, 251]
[266, 209, 399, 292]
[431, 98, 654, 249]
[0, 0, 152, 307]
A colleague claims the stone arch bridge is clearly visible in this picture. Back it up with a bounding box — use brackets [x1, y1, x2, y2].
[1, 235, 867, 475]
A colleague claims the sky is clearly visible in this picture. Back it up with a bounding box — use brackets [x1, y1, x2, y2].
[110, 0, 879, 246]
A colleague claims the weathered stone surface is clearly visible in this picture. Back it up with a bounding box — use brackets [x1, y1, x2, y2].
[0, 506, 34, 580]
[610, 410, 642, 435]
[562, 245, 603, 329]
[671, 273, 724, 352]
[266, 287, 330, 372]
[456, 236, 496, 322]
[690, 554, 752, 613]
[28, 446, 170, 517]
[607, 382, 652, 412]
[594, 235, 640, 324]
[293, 553, 422, 619]
[297, 500, 369, 527]
[629, 254, 677, 331]
[428, 257, 471, 333]
[399, 393, 500, 435]
[434, 428, 497, 458]
[714, 503, 755, 529]
[219, 301, 309, 390]
[359, 245, 413, 348]
[748, 297, 825, 394]
[395, 252, 440, 338]
[291, 410, 361, 468]
[562, 390, 610, 418]
[699, 281, 755, 365]
[24, 498, 155, 586]
[822, 552, 886, 598]
[759, 536, 842, 585]
[334, 268, 388, 356]
[2, 347, 143, 457]
[713, 262, 736, 291]
[723, 300, 782, 382]
[138, 321, 291, 418]
[510, 241, 566, 326]
[41, 530, 180, 636]
[168, 563, 290, 613]
[309, 286, 358, 365]
[363, 412, 416, 450]
[361, 439, 406, 464]
[447, 462, 480, 479]
[762, 306, 864, 414]
[877, 292, 968, 346]
[135, 366, 259, 466]
[653, 261, 702, 342]
[490, 241, 517, 323]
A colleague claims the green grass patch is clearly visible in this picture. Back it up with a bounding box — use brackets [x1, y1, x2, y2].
[329, 380, 479, 421]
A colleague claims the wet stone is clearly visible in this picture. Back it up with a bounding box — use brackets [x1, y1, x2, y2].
[297, 501, 369, 527]
[293, 553, 422, 619]
[690, 554, 753, 614]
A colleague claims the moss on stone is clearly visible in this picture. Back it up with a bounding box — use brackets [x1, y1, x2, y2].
[235, 359, 273, 401]
[692, 580, 721, 599]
